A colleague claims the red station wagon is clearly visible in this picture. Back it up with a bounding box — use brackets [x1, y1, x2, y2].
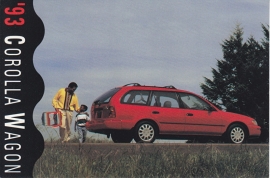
[86, 83, 261, 143]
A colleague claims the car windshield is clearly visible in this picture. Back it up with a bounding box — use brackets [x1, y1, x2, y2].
[94, 88, 120, 104]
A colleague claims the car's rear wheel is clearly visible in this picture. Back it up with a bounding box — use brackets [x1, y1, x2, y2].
[111, 131, 133, 143]
[134, 121, 157, 143]
[227, 124, 247, 144]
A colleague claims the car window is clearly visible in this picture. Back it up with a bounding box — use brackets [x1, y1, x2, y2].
[121, 90, 150, 105]
[151, 91, 179, 108]
[94, 88, 121, 104]
[179, 93, 211, 110]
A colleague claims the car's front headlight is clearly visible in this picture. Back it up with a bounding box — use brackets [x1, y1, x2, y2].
[252, 119, 258, 125]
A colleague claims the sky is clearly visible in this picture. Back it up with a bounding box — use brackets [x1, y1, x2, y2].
[32, 1, 269, 141]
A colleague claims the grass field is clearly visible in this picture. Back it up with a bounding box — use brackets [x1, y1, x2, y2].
[33, 139, 269, 178]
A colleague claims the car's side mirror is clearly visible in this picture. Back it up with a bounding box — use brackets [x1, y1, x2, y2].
[209, 106, 217, 112]
[204, 106, 215, 112]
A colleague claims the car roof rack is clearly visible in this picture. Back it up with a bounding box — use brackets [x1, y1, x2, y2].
[123, 83, 176, 89]
[164, 85, 176, 89]
[123, 83, 141, 86]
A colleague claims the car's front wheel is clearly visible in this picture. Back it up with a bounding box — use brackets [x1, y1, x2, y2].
[111, 130, 133, 143]
[134, 121, 157, 143]
[226, 124, 247, 144]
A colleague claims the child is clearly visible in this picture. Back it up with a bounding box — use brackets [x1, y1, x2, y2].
[74, 104, 90, 143]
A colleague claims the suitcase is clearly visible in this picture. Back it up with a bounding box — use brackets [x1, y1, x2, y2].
[41, 111, 62, 127]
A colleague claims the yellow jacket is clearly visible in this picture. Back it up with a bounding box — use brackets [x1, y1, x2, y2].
[52, 88, 80, 111]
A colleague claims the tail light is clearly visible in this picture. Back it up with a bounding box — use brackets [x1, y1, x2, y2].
[109, 106, 116, 118]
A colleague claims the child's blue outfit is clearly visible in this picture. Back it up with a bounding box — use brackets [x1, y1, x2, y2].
[75, 112, 89, 143]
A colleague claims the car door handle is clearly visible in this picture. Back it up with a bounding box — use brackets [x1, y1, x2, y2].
[152, 111, 159, 114]
[186, 113, 193, 116]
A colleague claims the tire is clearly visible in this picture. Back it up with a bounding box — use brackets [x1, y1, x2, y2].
[134, 121, 157, 143]
[226, 124, 247, 144]
[111, 131, 133, 143]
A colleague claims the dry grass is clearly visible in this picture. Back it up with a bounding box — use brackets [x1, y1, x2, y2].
[34, 125, 269, 177]
[33, 143, 268, 178]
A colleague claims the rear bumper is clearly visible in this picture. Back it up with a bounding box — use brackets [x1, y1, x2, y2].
[86, 119, 122, 131]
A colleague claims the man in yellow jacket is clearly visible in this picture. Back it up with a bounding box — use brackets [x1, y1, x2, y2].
[52, 82, 80, 143]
